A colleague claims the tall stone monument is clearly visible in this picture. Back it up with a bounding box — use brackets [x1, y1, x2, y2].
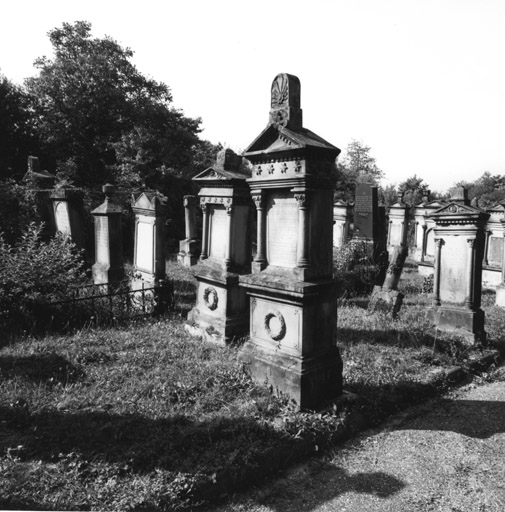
[185, 149, 252, 344]
[239, 73, 343, 410]
[91, 184, 124, 287]
[177, 195, 201, 267]
[427, 187, 489, 343]
[131, 191, 168, 285]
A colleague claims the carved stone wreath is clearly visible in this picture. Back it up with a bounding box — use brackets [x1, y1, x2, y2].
[203, 286, 218, 311]
[264, 310, 286, 341]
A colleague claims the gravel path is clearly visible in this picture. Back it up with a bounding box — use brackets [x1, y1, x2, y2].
[205, 371, 505, 511]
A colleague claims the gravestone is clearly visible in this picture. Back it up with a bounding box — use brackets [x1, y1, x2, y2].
[239, 73, 343, 410]
[185, 148, 252, 344]
[353, 183, 385, 262]
[91, 184, 124, 287]
[49, 188, 85, 250]
[427, 187, 489, 343]
[494, 215, 505, 307]
[387, 193, 409, 252]
[131, 191, 168, 285]
[333, 200, 353, 247]
[177, 195, 201, 267]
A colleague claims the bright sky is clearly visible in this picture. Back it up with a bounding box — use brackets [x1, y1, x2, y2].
[1, 0, 504, 193]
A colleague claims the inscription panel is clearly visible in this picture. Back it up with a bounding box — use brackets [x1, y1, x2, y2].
[440, 236, 468, 304]
[95, 217, 109, 265]
[353, 184, 377, 240]
[54, 201, 71, 235]
[488, 237, 503, 267]
[136, 220, 154, 272]
[389, 223, 402, 246]
[209, 207, 227, 260]
[266, 193, 298, 267]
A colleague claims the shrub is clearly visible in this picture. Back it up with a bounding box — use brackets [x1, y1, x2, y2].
[0, 222, 87, 332]
[333, 241, 382, 297]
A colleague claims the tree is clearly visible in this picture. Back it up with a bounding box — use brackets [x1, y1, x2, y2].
[335, 139, 384, 201]
[397, 174, 430, 207]
[25, 21, 203, 187]
[0, 75, 39, 179]
[455, 171, 505, 207]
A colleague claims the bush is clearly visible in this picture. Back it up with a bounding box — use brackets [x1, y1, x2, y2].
[333, 241, 382, 298]
[0, 222, 87, 332]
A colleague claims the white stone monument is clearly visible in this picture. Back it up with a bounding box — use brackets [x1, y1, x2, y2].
[333, 200, 353, 247]
[177, 195, 200, 267]
[49, 188, 85, 250]
[386, 193, 409, 252]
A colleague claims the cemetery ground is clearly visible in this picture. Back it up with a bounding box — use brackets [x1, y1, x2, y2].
[1, 261, 505, 511]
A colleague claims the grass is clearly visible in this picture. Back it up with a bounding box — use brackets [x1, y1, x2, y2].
[1, 260, 504, 510]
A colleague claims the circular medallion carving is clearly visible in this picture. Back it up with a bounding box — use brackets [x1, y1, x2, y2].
[264, 310, 286, 341]
[203, 287, 218, 311]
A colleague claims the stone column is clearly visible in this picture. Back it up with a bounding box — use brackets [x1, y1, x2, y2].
[421, 224, 428, 262]
[252, 192, 267, 269]
[200, 203, 209, 259]
[432, 237, 444, 306]
[483, 230, 491, 266]
[184, 195, 198, 240]
[466, 238, 476, 309]
[295, 192, 309, 268]
[225, 203, 234, 269]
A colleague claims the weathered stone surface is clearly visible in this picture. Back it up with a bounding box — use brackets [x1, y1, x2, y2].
[239, 73, 343, 410]
[427, 188, 489, 344]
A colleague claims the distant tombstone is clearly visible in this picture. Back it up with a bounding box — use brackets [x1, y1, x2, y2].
[177, 195, 201, 267]
[494, 215, 505, 307]
[238, 73, 343, 410]
[91, 184, 124, 287]
[387, 193, 409, 252]
[353, 183, 384, 261]
[49, 188, 85, 250]
[333, 201, 353, 247]
[427, 187, 489, 343]
[185, 148, 252, 344]
[131, 191, 168, 285]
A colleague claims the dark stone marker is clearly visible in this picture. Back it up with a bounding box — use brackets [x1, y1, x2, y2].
[354, 183, 378, 240]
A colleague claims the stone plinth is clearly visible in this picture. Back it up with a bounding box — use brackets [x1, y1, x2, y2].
[239, 73, 343, 410]
[426, 189, 489, 343]
[131, 191, 168, 286]
[91, 184, 124, 286]
[49, 188, 85, 249]
[178, 195, 201, 267]
[333, 201, 353, 247]
[185, 149, 252, 344]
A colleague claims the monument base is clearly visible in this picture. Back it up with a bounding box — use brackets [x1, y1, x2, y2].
[185, 267, 248, 345]
[427, 306, 486, 344]
[177, 239, 200, 267]
[239, 275, 343, 410]
[368, 287, 404, 318]
[91, 263, 124, 287]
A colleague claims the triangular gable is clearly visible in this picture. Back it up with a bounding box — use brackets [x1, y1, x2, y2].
[192, 167, 249, 181]
[132, 192, 155, 210]
[430, 202, 484, 216]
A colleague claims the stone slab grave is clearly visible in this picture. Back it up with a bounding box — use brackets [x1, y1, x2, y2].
[369, 245, 408, 318]
[238, 73, 343, 410]
[177, 195, 201, 267]
[91, 184, 124, 287]
[333, 200, 353, 247]
[494, 211, 505, 307]
[427, 187, 489, 344]
[387, 192, 409, 253]
[185, 148, 252, 345]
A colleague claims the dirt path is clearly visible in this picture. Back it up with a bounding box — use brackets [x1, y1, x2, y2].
[205, 371, 505, 511]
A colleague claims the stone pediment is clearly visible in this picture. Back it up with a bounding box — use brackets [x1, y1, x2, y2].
[131, 191, 168, 215]
[244, 124, 340, 161]
[428, 201, 490, 226]
[192, 167, 249, 181]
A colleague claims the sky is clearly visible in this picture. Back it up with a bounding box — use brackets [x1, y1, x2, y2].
[1, 0, 505, 193]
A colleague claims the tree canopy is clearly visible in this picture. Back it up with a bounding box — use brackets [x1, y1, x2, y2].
[24, 21, 214, 187]
[335, 139, 384, 202]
